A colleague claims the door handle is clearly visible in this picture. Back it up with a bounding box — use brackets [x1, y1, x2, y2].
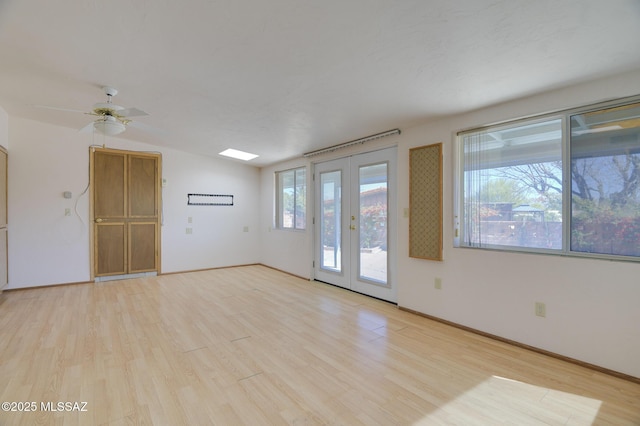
[95, 218, 103, 223]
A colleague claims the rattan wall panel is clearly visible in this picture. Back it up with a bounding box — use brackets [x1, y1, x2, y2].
[409, 143, 443, 260]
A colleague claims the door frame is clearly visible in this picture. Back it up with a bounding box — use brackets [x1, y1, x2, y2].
[312, 147, 397, 302]
[89, 147, 162, 280]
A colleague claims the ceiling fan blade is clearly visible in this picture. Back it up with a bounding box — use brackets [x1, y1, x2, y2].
[32, 104, 86, 114]
[127, 120, 164, 135]
[118, 107, 148, 117]
[79, 122, 94, 133]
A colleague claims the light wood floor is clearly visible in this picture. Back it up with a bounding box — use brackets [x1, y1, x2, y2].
[0, 265, 639, 425]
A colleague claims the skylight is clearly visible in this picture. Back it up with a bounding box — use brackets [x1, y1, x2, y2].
[218, 148, 259, 161]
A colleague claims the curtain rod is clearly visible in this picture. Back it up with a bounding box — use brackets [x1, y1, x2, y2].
[303, 128, 401, 158]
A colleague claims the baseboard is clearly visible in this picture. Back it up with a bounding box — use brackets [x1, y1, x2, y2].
[259, 264, 310, 281]
[159, 263, 260, 276]
[3, 264, 273, 291]
[398, 306, 640, 385]
[3, 280, 93, 292]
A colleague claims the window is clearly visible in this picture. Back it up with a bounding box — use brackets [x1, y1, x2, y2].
[570, 103, 640, 257]
[457, 97, 640, 261]
[460, 118, 563, 251]
[276, 167, 306, 230]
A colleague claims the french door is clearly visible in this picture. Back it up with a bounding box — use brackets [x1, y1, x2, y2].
[314, 147, 397, 302]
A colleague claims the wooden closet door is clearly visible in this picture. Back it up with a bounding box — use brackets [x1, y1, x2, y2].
[94, 151, 127, 276]
[93, 149, 160, 277]
[128, 155, 158, 273]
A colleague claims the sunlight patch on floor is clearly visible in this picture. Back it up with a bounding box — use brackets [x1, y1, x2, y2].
[414, 375, 602, 425]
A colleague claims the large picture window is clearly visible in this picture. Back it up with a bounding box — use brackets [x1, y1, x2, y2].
[276, 167, 306, 230]
[460, 119, 563, 251]
[457, 97, 640, 261]
[570, 103, 640, 257]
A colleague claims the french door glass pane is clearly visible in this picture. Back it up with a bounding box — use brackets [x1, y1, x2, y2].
[359, 163, 387, 284]
[320, 170, 342, 272]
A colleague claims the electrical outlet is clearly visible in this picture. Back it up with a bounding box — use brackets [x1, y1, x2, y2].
[535, 302, 546, 317]
[434, 277, 442, 290]
[243, 226, 249, 232]
[186, 227, 193, 234]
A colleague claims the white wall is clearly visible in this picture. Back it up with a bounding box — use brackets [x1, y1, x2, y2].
[6, 117, 260, 289]
[8, 118, 91, 287]
[160, 149, 260, 273]
[259, 70, 640, 379]
[0, 106, 8, 149]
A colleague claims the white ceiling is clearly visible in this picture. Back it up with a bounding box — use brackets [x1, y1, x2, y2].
[1, 0, 640, 167]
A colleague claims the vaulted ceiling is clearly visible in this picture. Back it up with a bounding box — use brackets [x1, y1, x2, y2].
[1, 0, 639, 166]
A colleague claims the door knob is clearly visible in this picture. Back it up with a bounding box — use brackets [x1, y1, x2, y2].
[95, 218, 103, 223]
[350, 225, 356, 230]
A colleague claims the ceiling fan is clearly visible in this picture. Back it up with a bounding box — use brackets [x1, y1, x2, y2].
[37, 86, 151, 136]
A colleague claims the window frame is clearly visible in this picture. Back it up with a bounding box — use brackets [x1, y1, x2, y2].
[455, 94, 640, 263]
[275, 166, 307, 231]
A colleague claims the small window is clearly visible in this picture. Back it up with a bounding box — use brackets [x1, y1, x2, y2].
[276, 167, 306, 230]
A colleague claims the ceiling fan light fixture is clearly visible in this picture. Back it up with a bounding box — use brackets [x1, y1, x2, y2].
[94, 116, 126, 136]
